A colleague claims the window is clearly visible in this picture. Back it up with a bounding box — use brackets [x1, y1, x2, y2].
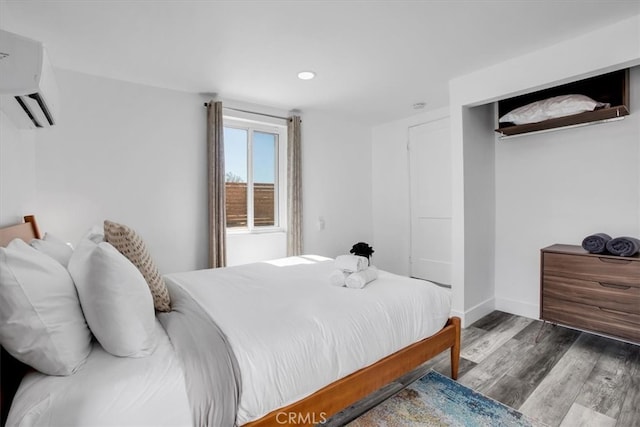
[224, 118, 286, 231]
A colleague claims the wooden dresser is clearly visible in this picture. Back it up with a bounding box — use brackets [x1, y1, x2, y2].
[540, 244, 640, 344]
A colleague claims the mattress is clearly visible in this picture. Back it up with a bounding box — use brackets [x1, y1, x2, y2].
[163, 255, 451, 424]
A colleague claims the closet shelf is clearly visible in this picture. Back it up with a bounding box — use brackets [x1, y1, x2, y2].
[495, 68, 629, 137]
[496, 105, 629, 137]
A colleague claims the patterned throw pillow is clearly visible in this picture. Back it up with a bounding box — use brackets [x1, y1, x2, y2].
[103, 220, 171, 312]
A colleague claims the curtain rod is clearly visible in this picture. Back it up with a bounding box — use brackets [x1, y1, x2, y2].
[203, 102, 292, 120]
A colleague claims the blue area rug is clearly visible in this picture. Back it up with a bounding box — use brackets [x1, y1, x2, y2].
[347, 370, 544, 427]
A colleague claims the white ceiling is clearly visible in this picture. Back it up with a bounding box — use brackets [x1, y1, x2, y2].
[1, 0, 638, 125]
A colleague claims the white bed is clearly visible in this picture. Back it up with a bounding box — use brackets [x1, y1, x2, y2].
[0, 217, 459, 427]
[163, 255, 451, 424]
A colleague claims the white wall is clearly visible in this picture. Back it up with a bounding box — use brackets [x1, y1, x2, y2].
[371, 108, 448, 275]
[226, 232, 286, 266]
[460, 104, 495, 322]
[0, 69, 373, 272]
[30, 69, 207, 274]
[450, 14, 640, 325]
[301, 110, 373, 258]
[0, 110, 37, 225]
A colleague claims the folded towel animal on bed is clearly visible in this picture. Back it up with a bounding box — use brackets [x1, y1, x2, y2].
[345, 267, 378, 289]
[329, 270, 350, 287]
[581, 233, 612, 254]
[334, 254, 369, 273]
[605, 236, 640, 257]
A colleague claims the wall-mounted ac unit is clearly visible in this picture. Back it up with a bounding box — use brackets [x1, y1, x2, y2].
[0, 29, 59, 128]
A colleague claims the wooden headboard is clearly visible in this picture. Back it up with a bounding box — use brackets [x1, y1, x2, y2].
[0, 215, 41, 247]
[0, 215, 41, 425]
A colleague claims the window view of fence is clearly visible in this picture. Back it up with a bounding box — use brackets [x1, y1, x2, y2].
[225, 182, 275, 227]
[224, 125, 278, 229]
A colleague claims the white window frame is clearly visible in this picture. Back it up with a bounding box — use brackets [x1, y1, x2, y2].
[224, 115, 287, 234]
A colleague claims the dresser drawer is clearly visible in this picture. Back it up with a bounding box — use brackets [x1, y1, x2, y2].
[543, 275, 640, 315]
[543, 252, 640, 286]
[542, 297, 640, 343]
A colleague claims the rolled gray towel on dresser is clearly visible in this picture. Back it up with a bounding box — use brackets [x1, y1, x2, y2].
[605, 236, 640, 257]
[581, 233, 612, 254]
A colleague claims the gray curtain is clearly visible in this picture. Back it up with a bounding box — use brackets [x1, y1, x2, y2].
[287, 116, 302, 256]
[207, 100, 227, 268]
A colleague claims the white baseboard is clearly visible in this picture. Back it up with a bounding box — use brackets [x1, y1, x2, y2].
[452, 297, 495, 328]
[452, 297, 539, 328]
[494, 297, 539, 320]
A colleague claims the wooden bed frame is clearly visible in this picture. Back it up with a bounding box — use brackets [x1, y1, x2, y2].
[0, 215, 40, 247]
[0, 215, 461, 426]
[245, 316, 460, 426]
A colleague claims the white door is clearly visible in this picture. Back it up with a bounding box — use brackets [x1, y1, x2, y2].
[408, 118, 452, 285]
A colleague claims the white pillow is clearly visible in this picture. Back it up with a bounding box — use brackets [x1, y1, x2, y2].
[68, 234, 156, 357]
[0, 239, 92, 375]
[499, 94, 608, 125]
[30, 232, 74, 267]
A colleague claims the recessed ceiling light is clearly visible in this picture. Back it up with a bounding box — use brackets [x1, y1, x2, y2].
[298, 71, 316, 80]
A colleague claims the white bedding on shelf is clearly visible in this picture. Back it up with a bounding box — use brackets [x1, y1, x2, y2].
[7, 255, 451, 426]
[163, 255, 451, 424]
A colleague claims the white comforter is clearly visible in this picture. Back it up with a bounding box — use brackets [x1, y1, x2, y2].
[164, 255, 451, 424]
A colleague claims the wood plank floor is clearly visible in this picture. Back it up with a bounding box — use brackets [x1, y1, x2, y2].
[327, 311, 640, 427]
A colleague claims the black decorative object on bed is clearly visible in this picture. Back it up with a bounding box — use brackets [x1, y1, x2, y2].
[350, 242, 374, 265]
